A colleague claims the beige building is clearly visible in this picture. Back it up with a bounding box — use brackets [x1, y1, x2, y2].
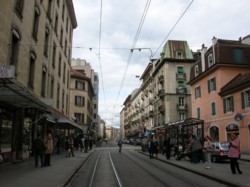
[71, 58, 99, 140]
[70, 69, 94, 134]
[0, 0, 80, 163]
[122, 40, 197, 140]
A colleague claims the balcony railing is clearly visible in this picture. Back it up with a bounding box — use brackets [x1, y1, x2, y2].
[176, 87, 187, 94]
[176, 72, 186, 80]
[176, 104, 188, 111]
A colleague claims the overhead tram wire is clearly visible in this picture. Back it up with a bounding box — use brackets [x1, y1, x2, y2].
[98, 0, 109, 118]
[152, 0, 194, 58]
[111, 0, 152, 124]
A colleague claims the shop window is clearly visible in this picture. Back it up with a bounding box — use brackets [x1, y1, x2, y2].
[0, 109, 13, 150]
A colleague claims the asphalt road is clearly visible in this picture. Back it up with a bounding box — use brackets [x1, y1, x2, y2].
[66, 142, 228, 187]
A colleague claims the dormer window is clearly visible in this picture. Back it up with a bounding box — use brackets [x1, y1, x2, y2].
[176, 51, 183, 59]
[208, 54, 214, 67]
[194, 65, 199, 77]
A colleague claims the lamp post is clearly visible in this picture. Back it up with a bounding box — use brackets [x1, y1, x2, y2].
[130, 48, 153, 60]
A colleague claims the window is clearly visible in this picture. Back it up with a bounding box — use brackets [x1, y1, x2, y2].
[241, 90, 250, 109]
[208, 77, 216, 93]
[195, 86, 201, 99]
[177, 66, 184, 73]
[57, 84, 60, 108]
[75, 113, 84, 124]
[58, 54, 61, 76]
[52, 42, 56, 68]
[63, 64, 66, 83]
[60, 27, 63, 46]
[41, 67, 47, 97]
[28, 52, 36, 88]
[233, 48, 244, 63]
[75, 81, 85, 90]
[197, 107, 200, 119]
[44, 27, 49, 57]
[194, 65, 199, 77]
[211, 102, 216, 116]
[62, 4, 65, 21]
[179, 96, 185, 106]
[54, 14, 58, 35]
[62, 90, 65, 108]
[179, 113, 185, 120]
[208, 54, 214, 67]
[50, 78, 54, 99]
[10, 29, 20, 69]
[47, 0, 52, 19]
[32, 6, 40, 40]
[15, 0, 25, 17]
[176, 51, 183, 59]
[178, 80, 184, 88]
[75, 96, 85, 106]
[223, 96, 234, 113]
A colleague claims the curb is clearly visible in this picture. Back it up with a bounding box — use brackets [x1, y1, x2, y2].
[139, 151, 242, 187]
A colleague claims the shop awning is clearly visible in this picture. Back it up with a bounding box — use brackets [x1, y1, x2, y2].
[56, 115, 83, 131]
[0, 78, 48, 109]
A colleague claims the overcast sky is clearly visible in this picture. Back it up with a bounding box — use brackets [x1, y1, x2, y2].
[72, 0, 250, 128]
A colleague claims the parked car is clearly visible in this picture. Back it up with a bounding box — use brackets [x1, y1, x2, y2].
[211, 142, 230, 162]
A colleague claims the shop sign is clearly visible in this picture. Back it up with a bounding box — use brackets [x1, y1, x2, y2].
[0, 65, 15, 78]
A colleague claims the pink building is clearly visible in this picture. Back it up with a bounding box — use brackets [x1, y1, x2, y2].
[189, 35, 250, 153]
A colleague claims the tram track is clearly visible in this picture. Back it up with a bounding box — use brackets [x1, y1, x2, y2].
[119, 150, 206, 187]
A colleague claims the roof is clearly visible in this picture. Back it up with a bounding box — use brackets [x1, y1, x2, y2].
[219, 72, 250, 96]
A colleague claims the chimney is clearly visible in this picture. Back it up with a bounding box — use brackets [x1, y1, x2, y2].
[241, 35, 250, 45]
[200, 43, 207, 72]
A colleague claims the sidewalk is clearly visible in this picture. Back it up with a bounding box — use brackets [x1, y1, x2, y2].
[140, 151, 250, 187]
[0, 150, 94, 187]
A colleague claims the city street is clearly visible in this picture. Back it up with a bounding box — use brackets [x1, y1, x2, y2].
[1, 141, 250, 187]
[66, 142, 230, 187]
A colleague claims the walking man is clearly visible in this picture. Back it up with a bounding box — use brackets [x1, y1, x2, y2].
[118, 139, 122, 153]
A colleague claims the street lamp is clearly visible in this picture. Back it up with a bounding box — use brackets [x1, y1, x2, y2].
[130, 48, 153, 60]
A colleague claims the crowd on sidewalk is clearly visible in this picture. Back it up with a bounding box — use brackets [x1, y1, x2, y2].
[30, 132, 94, 168]
[143, 133, 243, 174]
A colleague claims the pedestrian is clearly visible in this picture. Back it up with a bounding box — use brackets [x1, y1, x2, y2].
[89, 136, 93, 150]
[148, 139, 154, 159]
[84, 137, 89, 153]
[55, 135, 61, 154]
[69, 136, 75, 157]
[164, 137, 171, 159]
[65, 137, 71, 157]
[203, 135, 213, 169]
[153, 138, 159, 157]
[44, 133, 53, 166]
[228, 134, 242, 174]
[32, 133, 46, 167]
[118, 139, 122, 153]
[190, 135, 202, 163]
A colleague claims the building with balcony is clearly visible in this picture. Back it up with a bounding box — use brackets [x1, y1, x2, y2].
[152, 40, 197, 127]
[188, 35, 250, 153]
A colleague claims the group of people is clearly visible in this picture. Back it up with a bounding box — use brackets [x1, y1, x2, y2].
[32, 132, 53, 167]
[147, 134, 242, 174]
